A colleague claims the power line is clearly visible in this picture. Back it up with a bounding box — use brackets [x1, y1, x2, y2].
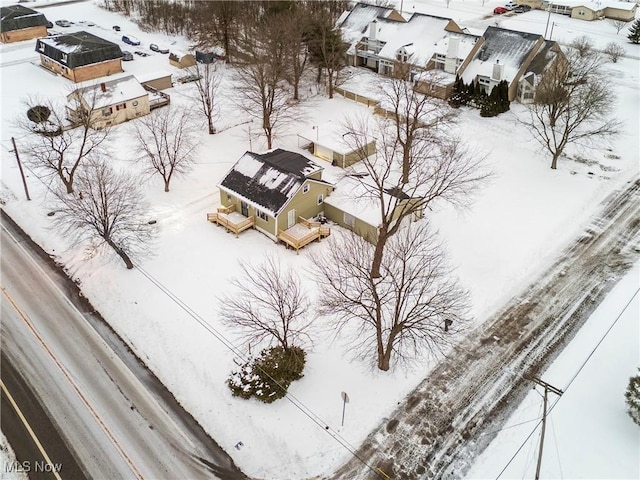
[134, 264, 390, 480]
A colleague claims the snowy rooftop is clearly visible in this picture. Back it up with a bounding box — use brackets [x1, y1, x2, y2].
[298, 122, 364, 156]
[134, 70, 173, 83]
[218, 149, 323, 216]
[433, 32, 479, 59]
[68, 75, 147, 109]
[462, 26, 542, 84]
[339, 2, 404, 44]
[548, 0, 637, 10]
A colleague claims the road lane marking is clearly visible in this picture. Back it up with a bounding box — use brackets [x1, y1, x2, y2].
[0, 379, 63, 480]
[1, 286, 145, 480]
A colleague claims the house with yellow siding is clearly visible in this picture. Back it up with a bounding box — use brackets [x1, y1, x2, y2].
[211, 149, 333, 252]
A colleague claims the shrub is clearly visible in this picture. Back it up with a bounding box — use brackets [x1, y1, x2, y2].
[625, 368, 640, 426]
[604, 42, 625, 63]
[227, 346, 306, 403]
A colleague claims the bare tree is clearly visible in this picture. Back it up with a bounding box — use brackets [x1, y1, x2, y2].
[308, 14, 347, 99]
[235, 20, 293, 149]
[53, 160, 155, 269]
[219, 256, 313, 352]
[604, 42, 625, 63]
[523, 40, 621, 169]
[20, 91, 109, 194]
[609, 18, 629, 34]
[313, 222, 470, 371]
[133, 107, 198, 192]
[189, 62, 221, 134]
[281, 7, 310, 101]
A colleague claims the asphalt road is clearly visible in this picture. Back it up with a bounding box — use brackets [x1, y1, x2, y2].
[332, 177, 640, 480]
[0, 212, 248, 480]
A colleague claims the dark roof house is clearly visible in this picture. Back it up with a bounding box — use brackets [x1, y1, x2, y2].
[35, 31, 124, 82]
[1, 4, 48, 43]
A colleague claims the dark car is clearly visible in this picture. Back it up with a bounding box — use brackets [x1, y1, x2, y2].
[113, 25, 121, 32]
[134, 50, 150, 57]
[122, 51, 134, 61]
[149, 43, 169, 54]
[514, 5, 532, 12]
[46, 21, 53, 28]
[493, 6, 508, 14]
[122, 35, 141, 46]
[55, 19, 72, 27]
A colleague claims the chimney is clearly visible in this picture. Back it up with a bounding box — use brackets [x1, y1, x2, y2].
[447, 37, 460, 58]
[492, 59, 504, 81]
[369, 20, 377, 42]
[100, 82, 106, 93]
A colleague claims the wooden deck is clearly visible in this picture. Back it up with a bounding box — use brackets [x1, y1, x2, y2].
[278, 217, 330, 254]
[207, 205, 254, 237]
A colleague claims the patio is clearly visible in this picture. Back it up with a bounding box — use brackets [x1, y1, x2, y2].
[207, 205, 254, 237]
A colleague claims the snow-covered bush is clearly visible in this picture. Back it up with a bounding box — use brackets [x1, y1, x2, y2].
[227, 346, 306, 403]
[625, 368, 640, 426]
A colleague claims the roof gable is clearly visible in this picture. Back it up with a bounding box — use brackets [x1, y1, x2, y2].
[1, 4, 48, 32]
[219, 150, 323, 216]
[35, 31, 123, 69]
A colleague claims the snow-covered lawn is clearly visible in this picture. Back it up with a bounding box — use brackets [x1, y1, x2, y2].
[1, 1, 638, 478]
[466, 262, 640, 479]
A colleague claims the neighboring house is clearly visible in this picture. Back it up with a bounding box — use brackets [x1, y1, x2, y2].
[297, 122, 376, 168]
[516, 40, 563, 103]
[461, 26, 561, 102]
[341, 3, 466, 80]
[35, 31, 123, 82]
[169, 51, 196, 69]
[210, 149, 333, 252]
[523, 0, 636, 20]
[66, 75, 151, 129]
[323, 175, 423, 243]
[135, 71, 173, 91]
[0, 4, 48, 44]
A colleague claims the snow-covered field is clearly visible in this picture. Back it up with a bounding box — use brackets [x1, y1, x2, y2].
[1, 1, 638, 478]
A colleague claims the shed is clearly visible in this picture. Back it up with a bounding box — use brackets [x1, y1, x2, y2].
[135, 71, 173, 91]
[169, 51, 196, 69]
[1, 4, 48, 44]
[297, 122, 376, 168]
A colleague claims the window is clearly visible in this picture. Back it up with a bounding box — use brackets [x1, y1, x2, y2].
[317, 194, 324, 205]
[344, 212, 355, 227]
[38, 42, 45, 52]
[302, 184, 310, 194]
[102, 107, 113, 116]
[396, 49, 408, 62]
[226, 194, 232, 202]
[256, 209, 268, 221]
[61, 53, 68, 63]
[132, 100, 139, 107]
[115, 103, 127, 111]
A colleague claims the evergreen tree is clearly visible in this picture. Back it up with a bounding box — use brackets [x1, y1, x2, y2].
[628, 18, 640, 44]
[625, 368, 640, 426]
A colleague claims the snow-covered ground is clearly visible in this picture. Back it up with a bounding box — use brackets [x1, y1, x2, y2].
[467, 262, 640, 479]
[1, 1, 638, 478]
[0, 431, 27, 480]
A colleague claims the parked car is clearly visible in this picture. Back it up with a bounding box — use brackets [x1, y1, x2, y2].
[149, 43, 169, 54]
[55, 19, 72, 27]
[505, 1, 518, 9]
[493, 6, 508, 14]
[112, 25, 121, 32]
[134, 50, 150, 57]
[77, 20, 96, 27]
[121, 35, 140, 46]
[46, 21, 53, 28]
[514, 4, 532, 12]
[122, 51, 134, 61]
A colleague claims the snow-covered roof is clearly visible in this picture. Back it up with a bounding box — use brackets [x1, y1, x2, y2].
[433, 32, 479, 60]
[375, 14, 454, 66]
[36, 31, 123, 68]
[548, 0, 636, 10]
[68, 75, 147, 109]
[1, 4, 48, 31]
[339, 2, 404, 44]
[218, 149, 323, 217]
[135, 70, 172, 84]
[462, 26, 542, 84]
[298, 122, 370, 156]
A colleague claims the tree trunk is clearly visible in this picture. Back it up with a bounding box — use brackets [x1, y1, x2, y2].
[402, 144, 410, 184]
[107, 238, 134, 269]
[164, 180, 170, 192]
[328, 70, 334, 99]
[293, 81, 299, 101]
[370, 227, 388, 278]
[551, 152, 559, 169]
[377, 347, 391, 371]
[208, 117, 216, 135]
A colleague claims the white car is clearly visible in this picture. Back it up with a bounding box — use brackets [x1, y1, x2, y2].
[505, 1, 518, 10]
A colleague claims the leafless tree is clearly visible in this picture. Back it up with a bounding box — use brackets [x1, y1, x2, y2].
[219, 256, 313, 352]
[281, 8, 310, 101]
[235, 20, 293, 149]
[20, 90, 109, 194]
[343, 106, 488, 279]
[308, 14, 347, 99]
[523, 41, 621, 169]
[133, 107, 198, 192]
[52, 160, 155, 269]
[190, 1, 241, 61]
[380, 76, 458, 184]
[187, 61, 221, 134]
[312, 222, 470, 371]
[609, 18, 629, 34]
[604, 42, 626, 63]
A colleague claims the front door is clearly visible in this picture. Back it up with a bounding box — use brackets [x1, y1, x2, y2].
[287, 209, 296, 229]
[241, 201, 249, 217]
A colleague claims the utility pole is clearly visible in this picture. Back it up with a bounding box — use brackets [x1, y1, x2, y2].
[10, 137, 31, 201]
[544, 6, 552, 38]
[529, 376, 563, 479]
